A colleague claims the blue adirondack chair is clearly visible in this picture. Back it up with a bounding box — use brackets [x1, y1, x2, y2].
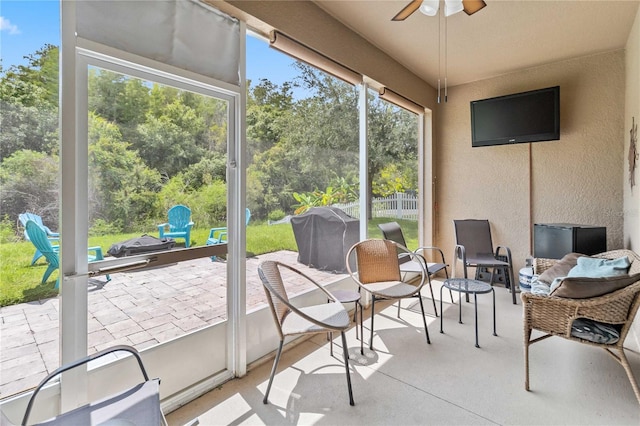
[207, 208, 251, 246]
[206, 208, 251, 261]
[19, 212, 60, 265]
[25, 220, 110, 289]
[158, 205, 194, 247]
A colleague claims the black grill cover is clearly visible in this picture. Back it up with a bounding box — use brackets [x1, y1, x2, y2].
[108, 235, 175, 258]
[290, 207, 359, 274]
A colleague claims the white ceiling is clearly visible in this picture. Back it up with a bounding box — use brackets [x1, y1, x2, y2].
[314, 0, 639, 88]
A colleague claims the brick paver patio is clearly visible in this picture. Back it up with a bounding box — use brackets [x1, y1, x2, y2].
[0, 250, 345, 397]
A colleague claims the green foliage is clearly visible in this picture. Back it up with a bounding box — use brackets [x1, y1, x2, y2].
[0, 101, 58, 159]
[0, 45, 59, 160]
[180, 154, 227, 190]
[291, 191, 320, 214]
[0, 44, 59, 108]
[0, 150, 59, 227]
[291, 178, 358, 214]
[267, 209, 286, 222]
[0, 215, 20, 244]
[89, 219, 122, 237]
[88, 113, 162, 232]
[188, 180, 227, 226]
[372, 163, 418, 197]
[157, 173, 227, 226]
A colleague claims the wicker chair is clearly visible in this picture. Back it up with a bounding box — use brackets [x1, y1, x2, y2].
[346, 239, 431, 350]
[522, 249, 640, 403]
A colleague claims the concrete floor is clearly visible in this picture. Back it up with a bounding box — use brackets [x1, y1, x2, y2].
[166, 283, 640, 425]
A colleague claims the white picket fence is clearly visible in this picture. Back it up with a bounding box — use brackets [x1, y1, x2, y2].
[332, 192, 418, 220]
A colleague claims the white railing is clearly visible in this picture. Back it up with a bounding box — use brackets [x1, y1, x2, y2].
[332, 192, 418, 220]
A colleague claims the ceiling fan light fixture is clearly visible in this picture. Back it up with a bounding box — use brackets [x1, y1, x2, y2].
[419, 0, 439, 17]
[444, 0, 464, 17]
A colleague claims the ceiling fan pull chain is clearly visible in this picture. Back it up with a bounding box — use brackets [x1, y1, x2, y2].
[445, 7, 448, 103]
[437, 2, 442, 104]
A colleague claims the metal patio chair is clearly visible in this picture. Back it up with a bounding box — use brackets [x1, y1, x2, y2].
[258, 260, 355, 406]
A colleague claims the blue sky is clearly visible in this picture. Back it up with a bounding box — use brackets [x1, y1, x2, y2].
[1, 1, 301, 92]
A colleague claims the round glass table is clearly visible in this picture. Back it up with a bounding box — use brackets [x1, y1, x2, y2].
[439, 277, 497, 348]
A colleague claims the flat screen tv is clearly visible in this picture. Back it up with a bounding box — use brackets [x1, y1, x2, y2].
[470, 86, 560, 147]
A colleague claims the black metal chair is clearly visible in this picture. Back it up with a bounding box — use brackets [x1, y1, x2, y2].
[453, 219, 517, 304]
[378, 221, 452, 316]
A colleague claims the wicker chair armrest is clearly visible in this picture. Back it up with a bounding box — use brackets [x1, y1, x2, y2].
[522, 292, 580, 337]
[534, 257, 558, 275]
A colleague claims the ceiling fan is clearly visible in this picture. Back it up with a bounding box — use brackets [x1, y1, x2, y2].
[392, 0, 487, 21]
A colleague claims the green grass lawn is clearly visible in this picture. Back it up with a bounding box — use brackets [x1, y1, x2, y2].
[0, 218, 417, 307]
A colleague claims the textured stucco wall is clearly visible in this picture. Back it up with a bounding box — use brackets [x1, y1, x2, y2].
[625, 6, 640, 252]
[625, 6, 640, 352]
[436, 51, 626, 272]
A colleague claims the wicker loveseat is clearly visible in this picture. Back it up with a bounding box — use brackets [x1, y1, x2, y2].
[522, 249, 640, 403]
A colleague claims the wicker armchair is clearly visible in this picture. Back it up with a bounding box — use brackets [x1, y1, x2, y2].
[522, 249, 640, 403]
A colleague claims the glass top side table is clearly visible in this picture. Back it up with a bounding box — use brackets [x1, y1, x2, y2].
[439, 277, 497, 348]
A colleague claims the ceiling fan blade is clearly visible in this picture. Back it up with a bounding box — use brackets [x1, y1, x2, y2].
[392, 0, 423, 21]
[462, 0, 487, 16]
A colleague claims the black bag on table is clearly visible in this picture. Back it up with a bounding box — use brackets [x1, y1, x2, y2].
[107, 234, 175, 258]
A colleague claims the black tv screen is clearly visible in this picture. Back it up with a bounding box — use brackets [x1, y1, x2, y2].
[470, 86, 560, 147]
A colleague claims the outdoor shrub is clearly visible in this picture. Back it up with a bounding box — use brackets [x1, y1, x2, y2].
[90, 218, 122, 237]
[268, 209, 286, 222]
[0, 215, 20, 244]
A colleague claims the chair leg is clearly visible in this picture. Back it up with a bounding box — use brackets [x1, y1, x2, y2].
[524, 327, 531, 391]
[329, 331, 333, 356]
[616, 349, 640, 404]
[43, 265, 57, 285]
[358, 302, 364, 355]
[31, 250, 43, 266]
[369, 297, 376, 350]
[508, 266, 517, 305]
[263, 340, 284, 404]
[426, 280, 438, 317]
[341, 331, 355, 406]
[445, 269, 455, 303]
[417, 295, 431, 344]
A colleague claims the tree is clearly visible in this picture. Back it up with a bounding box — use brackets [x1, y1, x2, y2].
[0, 101, 58, 160]
[136, 104, 206, 178]
[88, 113, 162, 232]
[0, 44, 59, 160]
[0, 150, 59, 229]
[0, 44, 59, 108]
[88, 69, 150, 143]
[367, 91, 419, 204]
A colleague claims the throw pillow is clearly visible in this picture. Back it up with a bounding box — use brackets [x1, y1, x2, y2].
[550, 273, 640, 298]
[567, 256, 631, 278]
[537, 252, 583, 285]
[549, 255, 631, 295]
